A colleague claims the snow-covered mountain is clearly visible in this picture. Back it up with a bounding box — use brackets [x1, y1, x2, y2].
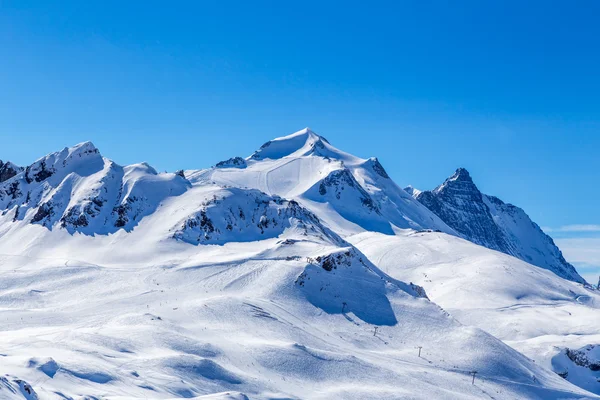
[0, 142, 190, 235]
[187, 128, 454, 237]
[412, 168, 585, 283]
[0, 129, 596, 399]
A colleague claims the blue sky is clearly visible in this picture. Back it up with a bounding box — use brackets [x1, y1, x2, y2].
[1, 2, 598, 280]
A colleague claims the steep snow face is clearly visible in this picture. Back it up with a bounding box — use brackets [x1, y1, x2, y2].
[415, 168, 585, 283]
[190, 128, 454, 236]
[0, 142, 190, 235]
[483, 194, 582, 284]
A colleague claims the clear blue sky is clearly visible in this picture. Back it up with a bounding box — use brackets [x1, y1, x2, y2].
[1, 1, 599, 277]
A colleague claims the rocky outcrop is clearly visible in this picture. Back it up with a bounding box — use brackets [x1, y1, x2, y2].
[0, 161, 21, 183]
[215, 157, 247, 169]
[173, 188, 344, 246]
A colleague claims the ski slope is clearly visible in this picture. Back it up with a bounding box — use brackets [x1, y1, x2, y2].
[350, 230, 600, 395]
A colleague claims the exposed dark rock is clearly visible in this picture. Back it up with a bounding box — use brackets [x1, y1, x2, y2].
[415, 168, 585, 283]
[61, 207, 89, 228]
[25, 160, 55, 183]
[7, 181, 22, 200]
[113, 199, 135, 228]
[370, 158, 390, 179]
[31, 203, 53, 225]
[215, 157, 247, 169]
[565, 346, 600, 371]
[316, 251, 353, 272]
[318, 169, 379, 212]
[416, 168, 511, 253]
[0, 161, 20, 182]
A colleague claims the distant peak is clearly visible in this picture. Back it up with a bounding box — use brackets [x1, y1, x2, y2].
[449, 168, 473, 183]
[249, 128, 332, 160]
[284, 127, 324, 142]
[404, 185, 421, 198]
[431, 167, 478, 195]
[22, 141, 103, 184]
[0, 159, 21, 182]
[67, 141, 99, 156]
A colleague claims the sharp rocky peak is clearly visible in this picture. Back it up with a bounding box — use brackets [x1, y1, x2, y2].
[449, 168, 473, 183]
[0, 160, 22, 183]
[416, 168, 586, 284]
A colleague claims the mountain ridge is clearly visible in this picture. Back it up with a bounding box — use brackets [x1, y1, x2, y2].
[0, 129, 595, 399]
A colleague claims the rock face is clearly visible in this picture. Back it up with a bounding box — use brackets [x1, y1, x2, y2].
[552, 345, 600, 394]
[414, 168, 585, 284]
[215, 157, 247, 169]
[0, 161, 21, 183]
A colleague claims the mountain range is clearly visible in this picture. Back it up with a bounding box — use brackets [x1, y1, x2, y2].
[0, 128, 598, 399]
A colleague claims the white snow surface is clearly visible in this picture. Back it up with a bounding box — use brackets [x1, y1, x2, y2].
[186, 128, 454, 236]
[350, 230, 600, 396]
[0, 130, 597, 399]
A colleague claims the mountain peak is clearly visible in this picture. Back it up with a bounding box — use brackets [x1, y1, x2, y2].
[70, 140, 98, 153]
[249, 128, 334, 161]
[449, 167, 473, 183]
[416, 168, 585, 284]
[432, 167, 478, 197]
[404, 185, 421, 198]
[0, 160, 21, 183]
[22, 141, 103, 185]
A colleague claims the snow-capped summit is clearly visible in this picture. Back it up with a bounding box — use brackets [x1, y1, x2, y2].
[190, 128, 454, 236]
[23, 141, 103, 184]
[249, 127, 351, 163]
[415, 168, 585, 283]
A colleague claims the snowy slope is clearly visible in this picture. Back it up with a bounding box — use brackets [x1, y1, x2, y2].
[350, 230, 600, 395]
[413, 168, 585, 283]
[0, 139, 595, 399]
